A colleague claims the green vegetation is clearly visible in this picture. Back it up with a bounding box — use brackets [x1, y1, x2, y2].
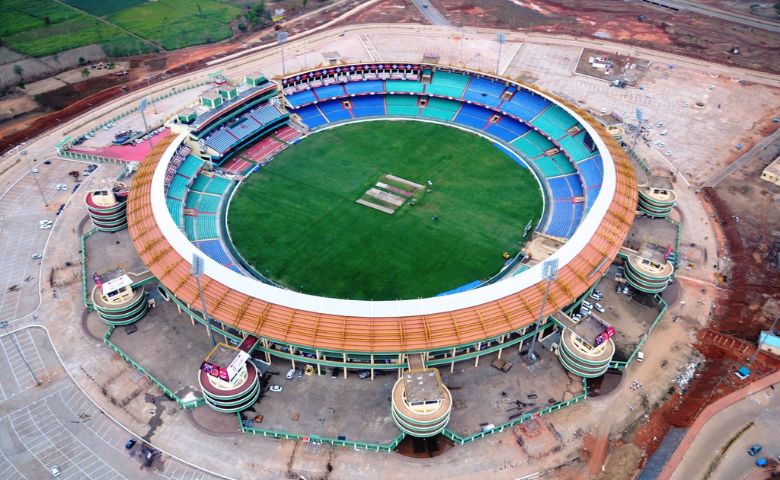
[0, 0, 152, 57]
[1, 0, 242, 57]
[228, 121, 542, 300]
[108, 0, 241, 51]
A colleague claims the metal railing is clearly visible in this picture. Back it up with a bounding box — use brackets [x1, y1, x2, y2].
[238, 413, 406, 452]
[608, 294, 668, 369]
[103, 325, 205, 410]
[81, 227, 99, 311]
[441, 377, 588, 444]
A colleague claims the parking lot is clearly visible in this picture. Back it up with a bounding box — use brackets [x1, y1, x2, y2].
[0, 157, 89, 327]
[0, 326, 221, 480]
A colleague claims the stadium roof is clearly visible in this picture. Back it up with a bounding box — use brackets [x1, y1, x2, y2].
[127, 75, 637, 353]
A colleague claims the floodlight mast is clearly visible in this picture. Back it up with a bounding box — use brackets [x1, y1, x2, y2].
[192, 254, 217, 346]
[527, 258, 559, 363]
[495, 32, 506, 76]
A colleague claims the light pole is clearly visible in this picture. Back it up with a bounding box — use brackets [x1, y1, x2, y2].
[277, 31, 288, 76]
[495, 32, 505, 76]
[192, 254, 216, 346]
[21, 149, 49, 207]
[527, 258, 559, 363]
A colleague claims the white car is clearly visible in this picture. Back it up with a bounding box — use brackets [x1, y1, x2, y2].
[594, 303, 606, 313]
[50, 466, 61, 477]
[665, 151, 672, 156]
[285, 368, 296, 380]
[32, 253, 42, 259]
[269, 385, 283, 392]
[31, 167, 39, 173]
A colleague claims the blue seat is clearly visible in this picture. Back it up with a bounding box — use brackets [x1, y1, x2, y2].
[195, 239, 232, 265]
[462, 77, 504, 107]
[296, 105, 328, 128]
[545, 201, 573, 238]
[502, 90, 550, 122]
[228, 116, 261, 140]
[485, 116, 530, 142]
[251, 103, 283, 125]
[564, 173, 584, 197]
[286, 89, 316, 107]
[351, 96, 385, 117]
[547, 176, 572, 200]
[344, 80, 384, 95]
[206, 129, 236, 154]
[453, 103, 492, 129]
[319, 100, 352, 122]
[314, 84, 346, 100]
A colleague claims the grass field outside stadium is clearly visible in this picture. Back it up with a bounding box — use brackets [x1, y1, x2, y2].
[227, 121, 543, 301]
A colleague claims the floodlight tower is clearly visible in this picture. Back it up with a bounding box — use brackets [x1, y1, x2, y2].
[277, 31, 288, 76]
[495, 32, 506, 75]
[19, 148, 49, 207]
[527, 258, 559, 363]
[192, 254, 216, 346]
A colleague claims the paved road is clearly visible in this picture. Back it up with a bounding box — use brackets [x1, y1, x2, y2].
[702, 127, 780, 188]
[639, 0, 780, 33]
[410, 0, 452, 26]
[670, 383, 780, 480]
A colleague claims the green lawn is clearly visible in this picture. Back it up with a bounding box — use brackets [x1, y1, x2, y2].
[108, 0, 240, 50]
[0, 0, 239, 57]
[228, 121, 542, 301]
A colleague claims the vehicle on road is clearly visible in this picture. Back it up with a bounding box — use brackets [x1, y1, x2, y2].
[31, 253, 42, 259]
[748, 444, 762, 456]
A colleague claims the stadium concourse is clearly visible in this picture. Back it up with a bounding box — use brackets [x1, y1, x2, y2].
[126, 62, 638, 382]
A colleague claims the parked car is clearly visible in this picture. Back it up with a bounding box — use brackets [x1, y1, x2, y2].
[50, 466, 60, 477]
[747, 444, 762, 456]
[269, 385, 283, 392]
[125, 439, 136, 449]
[31, 253, 42, 259]
[594, 303, 606, 313]
[581, 300, 593, 309]
[285, 368, 296, 380]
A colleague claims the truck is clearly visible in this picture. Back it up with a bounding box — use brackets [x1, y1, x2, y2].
[491, 358, 513, 372]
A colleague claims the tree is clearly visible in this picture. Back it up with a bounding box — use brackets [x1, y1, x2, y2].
[43, 16, 51, 25]
[78, 56, 86, 65]
[81, 67, 90, 78]
[13, 64, 23, 79]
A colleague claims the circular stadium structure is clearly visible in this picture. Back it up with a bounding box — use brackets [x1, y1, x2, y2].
[127, 63, 637, 371]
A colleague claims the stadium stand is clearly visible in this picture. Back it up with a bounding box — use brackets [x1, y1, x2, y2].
[425, 71, 469, 98]
[167, 175, 190, 200]
[184, 192, 202, 210]
[345, 80, 384, 95]
[177, 155, 203, 178]
[314, 84, 347, 100]
[206, 129, 238, 155]
[319, 100, 353, 122]
[250, 103, 284, 126]
[273, 125, 302, 144]
[545, 201, 574, 238]
[420, 97, 460, 122]
[220, 157, 254, 174]
[228, 116, 261, 141]
[511, 130, 556, 158]
[558, 132, 594, 162]
[198, 194, 221, 214]
[196, 214, 219, 239]
[285, 89, 316, 107]
[296, 105, 328, 128]
[453, 103, 493, 129]
[462, 76, 505, 107]
[195, 239, 233, 265]
[385, 80, 425, 93]
[242, 136, 284, 164]
[550, 153, 577, 175]
[530, 105, 578, 140]
[501, 90, 550, 122]
[351, 96, 386, 117]
[485, 116, 530, 142]
[386, 95, 420, 116]
[184, 215, 197, 240]
[166, 198, 183, 227]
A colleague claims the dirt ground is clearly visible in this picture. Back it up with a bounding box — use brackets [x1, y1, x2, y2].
[430, 0, 780, 73]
